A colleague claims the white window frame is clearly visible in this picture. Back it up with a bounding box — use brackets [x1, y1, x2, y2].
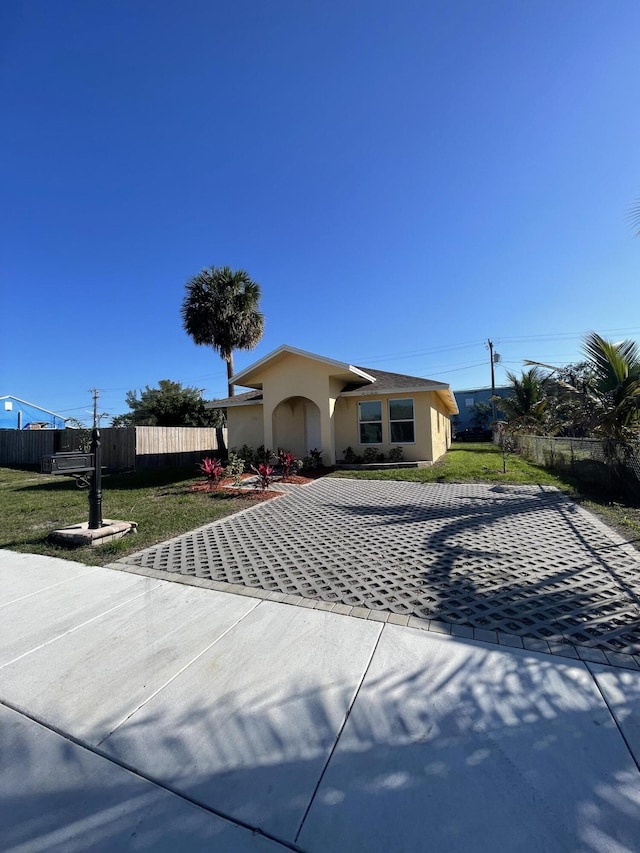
[358, 400, 383, 445]
[389, 398, 415, 444]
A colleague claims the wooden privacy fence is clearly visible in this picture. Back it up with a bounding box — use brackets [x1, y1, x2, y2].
[0, 427, 228, 471]
[133, 426, 227, 470]
[0, 430, 55, 465]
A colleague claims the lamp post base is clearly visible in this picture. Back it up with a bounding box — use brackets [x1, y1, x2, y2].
[48, 520, 137, 548]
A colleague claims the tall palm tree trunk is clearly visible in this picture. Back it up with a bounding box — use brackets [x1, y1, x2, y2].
[227, 353, 234, 398]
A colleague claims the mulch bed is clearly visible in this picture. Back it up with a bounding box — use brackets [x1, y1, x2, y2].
[286, 467, 334, 483]
[188, 479, 281, 502]
[189, 467, 334, 495]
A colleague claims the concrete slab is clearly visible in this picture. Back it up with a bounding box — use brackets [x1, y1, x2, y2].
[0, 569, 161, 668]
[298, 625, 640, 853]
[0, 550, 96, 607]
[100, 602, 382, 842]
[589, 663, 640, 769]
[0, 582, 260, 744]
[0, 705, 289, 853]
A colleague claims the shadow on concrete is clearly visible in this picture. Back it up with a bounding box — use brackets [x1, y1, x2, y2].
[4, 643, 639, 852]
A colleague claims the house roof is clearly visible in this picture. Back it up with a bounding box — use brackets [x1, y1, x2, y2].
[206, 346, 458, 414]
[229, 345, 376, 389]
[206, 389, 264, 408]
[343, 367, 451, 394]
[341, 367, 458, 414]
[0, 395, 67, 420]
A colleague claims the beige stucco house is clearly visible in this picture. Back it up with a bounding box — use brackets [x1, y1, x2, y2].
[207, 345, 458, 466]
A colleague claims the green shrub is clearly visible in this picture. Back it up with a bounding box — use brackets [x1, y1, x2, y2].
[255, 445, 274, 465]
[388, 446, 404, 463]
[238, 445, 255, 470]
[363, 447, 378, 464]
[343, 446, 358, 464]
[225, 452, 245, 487]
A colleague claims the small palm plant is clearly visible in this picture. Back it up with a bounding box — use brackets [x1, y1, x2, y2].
[501, 368, 550, 434]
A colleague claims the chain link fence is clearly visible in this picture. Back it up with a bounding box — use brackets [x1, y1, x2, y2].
[515, 434, 640, 495]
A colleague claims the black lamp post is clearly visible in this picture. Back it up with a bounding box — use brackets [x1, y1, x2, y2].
[88, 391, 103, 529]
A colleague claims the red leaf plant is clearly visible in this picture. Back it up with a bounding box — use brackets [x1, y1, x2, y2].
[200, 456, 225, 490]
[251, 463, 274, 491]
[277, 449, 297, 481]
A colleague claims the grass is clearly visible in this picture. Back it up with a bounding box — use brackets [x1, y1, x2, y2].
[329, 442, 565, 486]
[0, 466, 268, 567]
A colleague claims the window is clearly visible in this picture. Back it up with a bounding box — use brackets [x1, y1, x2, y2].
[359, 400, 382, 443]
[465, 397, 474, 408]
[389, 398, 415, 443]
[4, 401, 12, 411]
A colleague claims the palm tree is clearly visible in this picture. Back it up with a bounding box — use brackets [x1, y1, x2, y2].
[501, 367, 549, 434]
[181, 266, 264, 397]
[582, 332, 640, 441]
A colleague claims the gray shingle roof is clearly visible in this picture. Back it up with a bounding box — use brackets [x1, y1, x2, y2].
[207, 389, 263, 408]
[344, 367, 447, 393]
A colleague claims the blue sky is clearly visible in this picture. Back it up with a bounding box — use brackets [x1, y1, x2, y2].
[2, 1, 640, 425]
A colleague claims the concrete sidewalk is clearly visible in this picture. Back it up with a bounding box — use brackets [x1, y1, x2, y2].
[1, 548, 640, 852]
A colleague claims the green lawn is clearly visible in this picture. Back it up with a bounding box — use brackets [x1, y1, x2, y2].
[0, 466, 262, 567]
[329, 442, 565, 487]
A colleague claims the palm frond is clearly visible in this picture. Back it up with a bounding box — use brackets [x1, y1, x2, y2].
[631, 198, 640, 237]
[582, 332, 631, 386]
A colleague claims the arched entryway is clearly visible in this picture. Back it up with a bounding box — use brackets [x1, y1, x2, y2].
[272, 397, 321, 460]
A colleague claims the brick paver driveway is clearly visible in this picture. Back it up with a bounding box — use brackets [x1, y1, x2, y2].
[113, 479, 640, 656]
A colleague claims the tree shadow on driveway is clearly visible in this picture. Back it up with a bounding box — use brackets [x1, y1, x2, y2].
[328, 483, 640, 652]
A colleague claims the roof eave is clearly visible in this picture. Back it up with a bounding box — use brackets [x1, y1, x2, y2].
[205, 398, 263, 409]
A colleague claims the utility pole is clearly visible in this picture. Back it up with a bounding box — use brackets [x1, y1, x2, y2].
[88, 388, 103, 529]
[488, 339, 497, 424]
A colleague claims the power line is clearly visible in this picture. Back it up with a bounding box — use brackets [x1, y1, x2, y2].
[354, 339, 485, 364]
[425, 361, 488, 376]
